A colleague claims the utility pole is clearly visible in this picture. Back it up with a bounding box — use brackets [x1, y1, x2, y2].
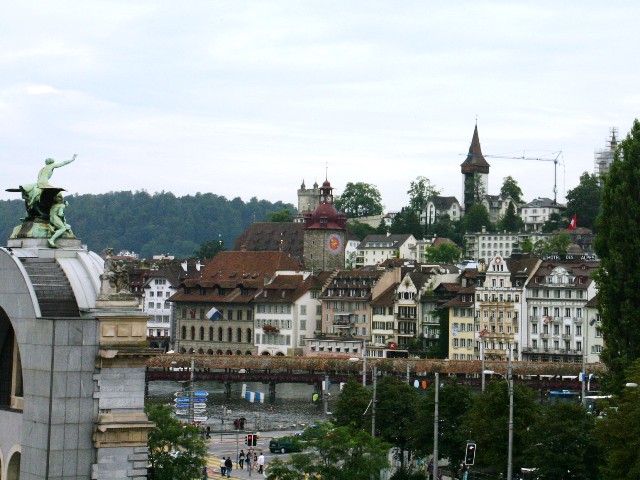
[507, 349, 514, 480]
[433, 372, 439, 480]
[362, 340, 367, 386]
[189, 356, 195, 425]
[371, 366, 377, 437]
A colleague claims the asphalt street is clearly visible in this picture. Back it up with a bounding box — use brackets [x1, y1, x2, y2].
[204, 429, 298, 479]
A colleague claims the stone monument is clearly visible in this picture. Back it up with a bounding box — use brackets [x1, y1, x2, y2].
[0, 158, 158, 479]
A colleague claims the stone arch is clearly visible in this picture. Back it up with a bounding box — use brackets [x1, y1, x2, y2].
[235, 350, 242, 355]
[197, 348, 204, 354]
[261, 351, 271, 356]
[216, 349, 223, 355]
[179, 347, 187, 354]
[0, 307, 23, 410]
[225, 350, 233, 355]
[275, 352, 285, 356]
[245, 351, 252, 355]
[5, 446, 20, 480]
[207, 349, 214, 355]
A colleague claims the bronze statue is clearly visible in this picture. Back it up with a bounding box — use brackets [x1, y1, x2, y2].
[48, 194, 72, 248]
[6, 155, 78, 244]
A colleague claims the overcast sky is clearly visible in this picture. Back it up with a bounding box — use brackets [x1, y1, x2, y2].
[2, 1, 638, 211]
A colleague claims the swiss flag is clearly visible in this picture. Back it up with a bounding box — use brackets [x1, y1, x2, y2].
[568, 213, 577, 230]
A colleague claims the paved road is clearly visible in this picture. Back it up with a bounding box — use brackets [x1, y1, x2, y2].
[204, 430, 297, 479]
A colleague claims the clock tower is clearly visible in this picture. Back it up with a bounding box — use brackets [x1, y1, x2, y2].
[302, 179, 347, 272]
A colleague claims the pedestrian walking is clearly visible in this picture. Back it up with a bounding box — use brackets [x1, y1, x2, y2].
[224, 457, 233, 478]
[239, 449, 246, 469]
[257, 452, 265, 474]
[220, 457, 226, 477]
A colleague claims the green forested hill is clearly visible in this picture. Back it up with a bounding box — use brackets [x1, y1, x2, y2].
[0, 191, 294, 258]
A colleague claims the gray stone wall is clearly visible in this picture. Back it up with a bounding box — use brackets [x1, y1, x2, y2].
[303, 230, 345, 273]
[92, 446, 148, 480]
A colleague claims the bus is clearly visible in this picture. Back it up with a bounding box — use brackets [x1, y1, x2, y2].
[542, 390, 581, 404]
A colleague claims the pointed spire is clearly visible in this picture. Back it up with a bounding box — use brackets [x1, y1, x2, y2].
[461, 124, 490, 173]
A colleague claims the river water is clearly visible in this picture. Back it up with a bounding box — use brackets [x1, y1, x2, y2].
[147, 380, 339, 432]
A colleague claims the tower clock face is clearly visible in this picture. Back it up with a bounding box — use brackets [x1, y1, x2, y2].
[327, 195, 333, 202]
[320, 195, 325, 202]
[327, 233, 342, 253]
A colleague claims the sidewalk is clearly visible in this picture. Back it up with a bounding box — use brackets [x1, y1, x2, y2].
[205, 462, 266, 479]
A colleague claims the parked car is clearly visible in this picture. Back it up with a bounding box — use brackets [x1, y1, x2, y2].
[269, 436, 303, 454]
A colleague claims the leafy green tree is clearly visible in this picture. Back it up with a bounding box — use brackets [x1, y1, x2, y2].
[546, 233, 572, 255]
[407, 176, 440, 213]
[460, 203, 492, 233]
[375, 376, 420, 469]
[390, 208, 422, 239]
[541, 212, 564, 233]
[471, 173, 486, 204]
[595, 119, 640, 392]
[333, 380, 372, 431]
[500, 176, 524, 204]
[566, 172, 602, 231]
[425, 242, 461, 264]
[267, 208, 294, 222]
[267, 422, 390, 480]
[193, 237, 225, 259]
[498, 202, 524, 232]
[146, 402, 207, 480]
[335, 182, 384, 218]
[462, 380, 540, 475]
[415, 381, 473, 467]
[524, 402, 600, 480]
[375, 217, 388, 234]
[519, 238, 533, 253]
[347, 220, 377, 241]
[595, 359, 640, 479]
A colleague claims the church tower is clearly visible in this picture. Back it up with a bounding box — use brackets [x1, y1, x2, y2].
[460, 124, 490, 213]
[302, 179, 347, 272]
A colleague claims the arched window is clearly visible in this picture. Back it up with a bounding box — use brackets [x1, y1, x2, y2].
[227, 327, 233, 342]
[209, 327, 214, 341]
[199, 326, 205, 340]
[237, 328, 242, 343]
[247, 328, 252, 344]
[218, 327, 223, 342]
[190, 326, 195, 340]
[181, 325, 186, 339]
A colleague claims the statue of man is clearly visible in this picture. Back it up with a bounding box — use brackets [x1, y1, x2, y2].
[27, 154, 77, 207]
[48, 193, 71, 248]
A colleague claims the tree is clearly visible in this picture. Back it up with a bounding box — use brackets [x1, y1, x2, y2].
[462, 380, 540, 475]
[596, 358, 640, 479]
[425, 242, 461, 264]
[335, 182, 384, 218]
[500, 176, 524, 204]
[498, 201, 524, 232]
[333, 380, 372, 431]
[415, 382, 473, 467]
[267, 422, 390, 480]
[193, 237, 225, 259]
[267, 208, 294, 222]
[541, 212, 564, 233]
[595, 119, 640, 392]
[390, 208, 423, 239]
[375, 376, 420, 470]
[146, 402, 207, 480]
[545, 233, 572, 255]
[525, 402, 600, 480]
[566, 172, 602, 231]
[407, 176, 440, 213]
[460, 203, 492, 233]
[470, 173, 486, 204]
[347, 220, 377, 241]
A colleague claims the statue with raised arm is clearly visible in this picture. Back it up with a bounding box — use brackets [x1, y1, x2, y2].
[6, 155, 79, 241]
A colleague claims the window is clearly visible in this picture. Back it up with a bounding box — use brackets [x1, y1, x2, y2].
[209, 327, 214, 341]
[247, 328, 252, 343]
[300, 305, 307, 315]
[218, 327, 223, 342]
[532, 324, 538, 334]
[227, 310, 233, 321]
[181, 325, 186, 339]
[237, 328, 242, 343]
[190, 326, 195, 340]
[199, 326, 204, 340]
[227, 328, 233, 342]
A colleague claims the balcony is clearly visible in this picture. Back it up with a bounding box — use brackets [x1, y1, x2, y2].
[573, 317, 583, 324]
[562, 334, 572, 340]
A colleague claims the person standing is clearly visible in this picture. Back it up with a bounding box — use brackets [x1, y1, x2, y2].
[239, 449, 246, 469]
[257, 452, 265, 474]
[220, 457, 226, 477]
[224, 457, 233, 478]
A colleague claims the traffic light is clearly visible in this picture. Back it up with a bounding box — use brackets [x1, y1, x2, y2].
[246, 434, 257, 446]
[465, 442, 476, 465]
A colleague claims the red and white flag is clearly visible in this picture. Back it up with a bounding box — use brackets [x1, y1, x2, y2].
[568, 213, 577, 230]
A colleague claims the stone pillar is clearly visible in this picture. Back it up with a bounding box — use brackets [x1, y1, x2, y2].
[92, 296, 159, 480]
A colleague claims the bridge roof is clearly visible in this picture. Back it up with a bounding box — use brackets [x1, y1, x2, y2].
[148, 354, 606, 377]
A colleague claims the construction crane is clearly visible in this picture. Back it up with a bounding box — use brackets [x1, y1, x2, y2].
[463, 151, 563, 204]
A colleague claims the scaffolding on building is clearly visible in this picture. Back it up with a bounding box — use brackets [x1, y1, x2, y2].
[594, 127, 618, 178]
